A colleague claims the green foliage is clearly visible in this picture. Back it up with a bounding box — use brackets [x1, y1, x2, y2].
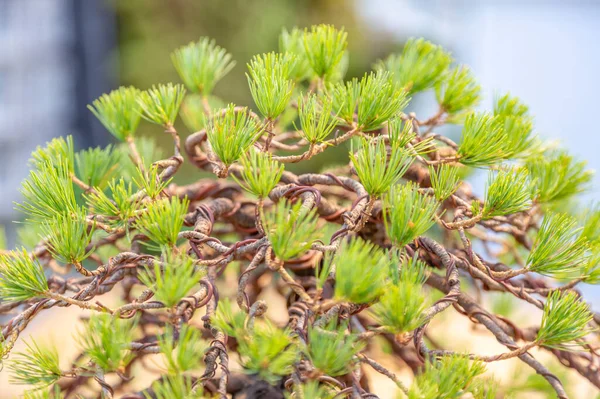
[456, 113, 506, 167]
[288, 381, 337, 399]
[306, 319, 364, 376]
[429, 164, 461, 201]
[297, 92, 338, 144]
[526, 213, 588, 278]
[378, 37, 452, 93]
[146, 374, 203, 399]
[8, 339, 62, 388]
[18, 159, 76, 221]
[233, 149, 284, 198]
[138, 252, 203, 307]
[171, 37, 235, 95]
[331, 238, 389, 304]
[88, 86, 142, 141]
[526, 150, 593, 203]
[482, 167, 532, 218]
[206, 104, 261, 166]
[119, 136, 166, 179]
[211, 298, 247, 337]
[436, 66, 481, 115]
[236, 321, 299, 384]
[23, 386, 64, 399]
[134, 196, 189, 249]
[76, 313, 135, 372]
[0, 248, 48, 302]
[179, 94, 224, 132]
[383, 182, 438, 247]
[409, 355, 486, 399]
[371, 256, 429, 333]
[247, 52, 295, 119]
[331, 71, 410, 131]
[42, 208, 95, 265]
[302, 24, 348, 79]
[86, 178, 141, 230]
[133, 164, 172, 200]
[580, 204, 600, 245]
[350, 138, 414, 197]
[279, 27, 312, 81]
[138, 83, 186, 127]
[263, 200, 321, 261]
[30, 136, 74, 172]
[74, 144, 121, 189]
[494, 92, 530, 117]
[493, 94, 537, 159]
[158, 324, 206, 374]
[536, 291, 594, 349]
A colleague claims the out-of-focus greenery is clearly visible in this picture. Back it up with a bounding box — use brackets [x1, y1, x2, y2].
[113, 0, 399, 178]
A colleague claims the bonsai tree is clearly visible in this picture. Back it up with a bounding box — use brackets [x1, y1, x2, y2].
[1, 24, 599, 399]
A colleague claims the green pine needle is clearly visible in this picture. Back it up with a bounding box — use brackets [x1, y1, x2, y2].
[377, 37, 452, 93]
[233, 149, 284, 198]
[582, 244, 600, 284]
[118, 136, 166, 180]
[42, 208, 95, 265]
[580, 203, 600, 245]
[436, 66, 481, 115]
[536, 291, 594, 349]
[18, 159, 77, 221]
[88, 86, 142, 141]
[132, 164, 172, 200]
[206, 104, 262, 166]
[138, 252, 204, 308]
[456, 113, 506, 167]
[302, 25, 348, 79]
[383, 182, 439, 247]
[331, 71, 410, 131]
[297, 92, 338, 144]
[30, 136, 74, 172]
[410, 355, 486, 399]
[482, 167, 532, 218]
[75, 313, 136, 372]
[236, 321, 299, 384]
[527, 212, 589, 278]
[247, 52, 295, 119]
[74, 144, 121, 190]
[262, 200, 321, 261]
[171, 37, 235, 95]
[350, 137, 414, 197]
[23, 386, 64, 399]
[134, 196, 189, 250]
[332, 237, 389, 304]
[429, 164, 461, 201]
[8, 339, 62, 388]
[158, 324, 206, 374]
[526, 150, 593, 204]
[179, 94, 224, 132]
[279, 27, 312, 81]
[146, 374, 203, 399]
[85, 178, 141, 230]
[211, 298, 247, 338]
[0, 248, 48, 303]
[371, 256, 429, 333]
[138, 83, 186, 127]
[306, 319, 364, 376]
[494, 92, 530, 117]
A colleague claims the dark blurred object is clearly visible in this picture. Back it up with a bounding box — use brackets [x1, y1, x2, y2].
[0, 0, 116, 239]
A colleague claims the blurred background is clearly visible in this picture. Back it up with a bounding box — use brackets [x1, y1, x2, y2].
[1, 1, 600, 397]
